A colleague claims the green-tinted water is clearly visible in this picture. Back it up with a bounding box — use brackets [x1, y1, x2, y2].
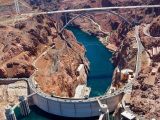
[15, 27, 114, 119]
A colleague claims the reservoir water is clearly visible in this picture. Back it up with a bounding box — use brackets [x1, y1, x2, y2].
[66, 27, 114, 97]
[14, 27, 114, 120]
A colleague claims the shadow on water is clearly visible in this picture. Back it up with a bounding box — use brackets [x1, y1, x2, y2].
[14, 105, 114, 120]
[88, 74, 113, 80]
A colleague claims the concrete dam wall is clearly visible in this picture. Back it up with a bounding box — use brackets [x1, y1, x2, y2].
[29, 86, 123, 117]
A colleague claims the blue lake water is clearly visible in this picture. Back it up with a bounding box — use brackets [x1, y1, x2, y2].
[14, 27, 114, 119]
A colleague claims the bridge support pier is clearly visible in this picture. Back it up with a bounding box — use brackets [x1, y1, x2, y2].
[118, 9, 119, 16]
[102, 114, 109, 120]
[134, 8, 137, 24]
[143, 8, 145, 23]
[126, 9, 128, 21]
[34, 9, 37, 15]
[65, 13, 67, 25]
[19, 95, 30, 116]
[56, 13, 59, 33]
[151, 7, 154, 22]
[5, 106, 17, 120]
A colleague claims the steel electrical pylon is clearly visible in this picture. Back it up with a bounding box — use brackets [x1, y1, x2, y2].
[14, 0, 20, 15]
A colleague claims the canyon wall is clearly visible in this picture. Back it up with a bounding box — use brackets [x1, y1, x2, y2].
[130, 66, 160, 118]
[0, 13, 89, 98]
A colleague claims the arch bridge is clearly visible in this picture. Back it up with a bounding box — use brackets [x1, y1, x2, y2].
[26, 5, 160, 32]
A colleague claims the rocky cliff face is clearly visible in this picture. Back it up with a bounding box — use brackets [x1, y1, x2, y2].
[23, 0, 60, 11]
[130, 66, 160, 118]
[0, 24, 35, 78]
[34, 27, 90, 97]
[0, 14, 89, 98]
[149, 17, 160, 37]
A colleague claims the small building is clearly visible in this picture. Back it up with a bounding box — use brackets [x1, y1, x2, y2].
[76, 64, 84, 76]
[108, 87, 116, 94]
[153, 47, 157, 56]
[74, 85, 91, 98]
[111, 87, 116, 93]
[126, 69, 134, 75]
[123, 71, 129, 81]
[147, 49, 153, 58]
[125, 94, 131, 105]
[121, 69, 134, 82]
[151, 68, 157, 75]
[121, 69, 134, 75]
[84, 87, 91, 99]
[157, 47, 160, 53]
[121, 111, 136, 120]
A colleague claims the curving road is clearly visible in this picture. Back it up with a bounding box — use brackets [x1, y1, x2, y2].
[143, 24, 160, 39]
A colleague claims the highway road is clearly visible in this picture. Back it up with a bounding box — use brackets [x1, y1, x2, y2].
[122, 25, 146, 120]
[135, 25, 142, 73]
[26, 5, 160, 15]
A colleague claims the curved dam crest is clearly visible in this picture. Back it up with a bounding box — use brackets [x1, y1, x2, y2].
[14, 27, 114, 119]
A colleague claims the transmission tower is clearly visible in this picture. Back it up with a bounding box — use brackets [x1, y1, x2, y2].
[14, 0, 20, 15]
[122, 54, 134, 71]
[7, 34, 11, 48]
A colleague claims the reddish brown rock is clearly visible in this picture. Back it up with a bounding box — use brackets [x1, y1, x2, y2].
[129, 66, 160, 118]
[34, 28, 90, 97]
[0, 68, 7, 78]
[149, 17, 160, 37]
